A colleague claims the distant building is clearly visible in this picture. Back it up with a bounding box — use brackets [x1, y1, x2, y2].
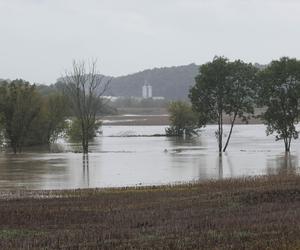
[142, 85, 147, 98]
[142, 81, 152, 99]
[148, 85, 152, 98]
[152, 96, 165, 100]
[102, 96, 119, 102]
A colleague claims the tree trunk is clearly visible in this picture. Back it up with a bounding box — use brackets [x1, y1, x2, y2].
[218, 112, 223, 153]
[81, 121, 89, 154]
[218, 153, 223, 179]
[284, 137, 291, 152]
[83, 129, 89, 154]
[82, 137, 88, 154]
[83, 140, 89, 154]
[288, 137, 292, 152]
[223, 113, 237, 152]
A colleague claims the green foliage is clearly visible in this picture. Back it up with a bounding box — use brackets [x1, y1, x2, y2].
[0, 80, 68, 152]
[0, 80, 41, 153]
[225, 60, 258, 122]
[25, 93, 69, 145]
[222, 60, 258, 151]
[63, 60, 110, 153]
[67, 118, 102, 141]
[35, 84, 58, 97]
[189, 57, 257, 152]
[257, 57, 300, 152]
[166, 101, 198, 136]
[189, 57, 229, 152]
[0, 229, 43, 240]
[189, 57, 230, 127]
[43, 93, 69, 143]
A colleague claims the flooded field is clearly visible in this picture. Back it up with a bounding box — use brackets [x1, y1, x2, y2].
[0, 124, 299, 190]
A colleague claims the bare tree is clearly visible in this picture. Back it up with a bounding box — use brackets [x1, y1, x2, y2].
[63, 60, 110, 154]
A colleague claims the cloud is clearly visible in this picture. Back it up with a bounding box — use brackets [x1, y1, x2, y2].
[0, 0, 300, 83]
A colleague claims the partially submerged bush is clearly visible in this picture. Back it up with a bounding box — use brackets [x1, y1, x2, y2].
[166, 101, 198, 137]
[67, 118, 102, 141]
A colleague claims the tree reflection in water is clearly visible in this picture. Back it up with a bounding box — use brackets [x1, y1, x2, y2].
[217, 153, 223, 179]
[267, 153, 298, 176]
[82, 154, 90, 187]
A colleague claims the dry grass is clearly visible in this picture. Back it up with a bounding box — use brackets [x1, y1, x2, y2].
[1, 175, 300, 249]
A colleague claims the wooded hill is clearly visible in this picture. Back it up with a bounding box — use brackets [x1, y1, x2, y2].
[106, 63, 199, 100]
[50, 63, 199, 100]
[3, 63, 267, 100]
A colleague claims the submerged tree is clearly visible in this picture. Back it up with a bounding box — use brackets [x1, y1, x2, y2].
[63, 60, 110, 154]
[26, 93, 69, 146]
[44, 93, 69, 143]
[0, 80, 41, 153]
[166, 101, 198, 137]
[67, 118, 102, 141]
[189, 57, 230, 152]
[189, 57, 257, 152]
[258, 57, 300, 152]
[222, 60, 258, 152]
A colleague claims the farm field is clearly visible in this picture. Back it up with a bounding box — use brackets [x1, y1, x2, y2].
[0, 175, 300, 249]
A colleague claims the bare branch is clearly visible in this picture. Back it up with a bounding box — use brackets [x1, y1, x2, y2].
[62, 59, 110, 153]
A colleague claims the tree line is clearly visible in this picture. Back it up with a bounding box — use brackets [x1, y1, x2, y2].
[0, 60, 110, 154]
[1, 57, 300, 154]
[168, 56, 300, 153]
[0, 80, 68, 153]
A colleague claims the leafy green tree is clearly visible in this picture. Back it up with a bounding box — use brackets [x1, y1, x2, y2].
[0, 80, 41, 153]
[25, 93, 69, 145]
[189, 57, 257, 152]
[67, 118, 102, 141]
[0, 81, 68, 152]
[189, 57, 230, 152]
[222, 60, 258, 152]
[166, 101, 198, 136]
[43, 93, 69, 143]
[258, 57, 300, 152]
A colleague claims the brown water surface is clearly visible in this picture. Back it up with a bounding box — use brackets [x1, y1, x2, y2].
[0, 125, 299, 190]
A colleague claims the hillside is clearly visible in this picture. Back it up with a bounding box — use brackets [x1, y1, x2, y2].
[2, 63, 268, 101]
[106, 63, 199, 100]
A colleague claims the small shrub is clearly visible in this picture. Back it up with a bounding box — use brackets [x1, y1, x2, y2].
[166, 101, 198, 137]
[67, 118, 102, 141]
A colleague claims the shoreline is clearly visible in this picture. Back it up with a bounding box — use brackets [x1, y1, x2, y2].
[102, 113, 264, 126]
[0, 174, 295, 199]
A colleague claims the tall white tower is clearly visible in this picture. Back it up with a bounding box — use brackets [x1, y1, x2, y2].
[147, 85, 152, 98]
[142, 80, 153, 99]
[142, 84, 148, 98]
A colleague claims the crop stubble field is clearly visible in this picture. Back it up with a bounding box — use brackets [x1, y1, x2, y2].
[0, 175, 300, 249]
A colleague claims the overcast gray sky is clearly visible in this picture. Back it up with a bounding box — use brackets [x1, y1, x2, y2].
[0, 0, 299, 84]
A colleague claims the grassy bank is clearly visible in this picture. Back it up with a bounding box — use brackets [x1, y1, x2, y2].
[1, 175, 300, 249]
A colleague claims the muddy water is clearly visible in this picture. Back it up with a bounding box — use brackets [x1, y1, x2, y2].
[0, 125, 299, 190]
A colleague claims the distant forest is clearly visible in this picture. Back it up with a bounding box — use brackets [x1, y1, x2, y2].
[36, 64, 199, 100]
[106, 64, 199, 100]
[1, 63, 266, 100]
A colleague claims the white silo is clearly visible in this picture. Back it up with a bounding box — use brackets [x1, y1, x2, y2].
[147, 85, 152, 98]
[142, 80, 153, 98]
[142, 84, 148, 98]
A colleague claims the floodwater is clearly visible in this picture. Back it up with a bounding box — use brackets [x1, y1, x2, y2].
[0, 125, 299, 190]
